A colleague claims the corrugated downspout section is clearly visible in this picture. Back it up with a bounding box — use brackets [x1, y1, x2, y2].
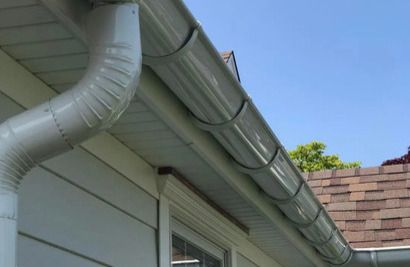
[0, 4, 141, 267]
[139, 1, 350, 265]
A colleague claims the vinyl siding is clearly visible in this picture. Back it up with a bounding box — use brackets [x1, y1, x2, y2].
[0, 92, 158, 267]
[238, 254, 259, 267]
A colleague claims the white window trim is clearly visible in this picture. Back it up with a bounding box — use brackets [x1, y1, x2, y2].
[157, 173, 280, 267]
[171, 218, 226, 265]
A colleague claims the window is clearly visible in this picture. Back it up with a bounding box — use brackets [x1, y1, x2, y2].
[171, 219, 226, 267]
[172, 235, 222, 267]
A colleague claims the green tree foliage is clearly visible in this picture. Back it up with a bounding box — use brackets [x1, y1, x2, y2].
[288, 141, 361, 172]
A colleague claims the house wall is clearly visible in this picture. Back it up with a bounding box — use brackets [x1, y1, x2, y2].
[237, 254, 258, 267]
[0, 45, 280, 267]
[0, 92, 158, 267]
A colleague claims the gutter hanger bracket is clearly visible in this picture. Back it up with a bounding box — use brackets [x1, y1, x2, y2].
[232, 146, 284, 175]
[265, 180, 307, 206]
[306, 227, 338, 247]
[143, 23, 201, 66]
[288, 205, 323, 228]
[191, 98, 250, 132]
[321, 243, 351, 266]
[370, 251, 379, 267]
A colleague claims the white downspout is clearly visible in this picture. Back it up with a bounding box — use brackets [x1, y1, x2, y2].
[338, 247, 410, 267]
[0, 3, 141, 266]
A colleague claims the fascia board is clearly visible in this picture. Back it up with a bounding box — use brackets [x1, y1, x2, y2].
[22, 1, 326, 266]
[137, 67, 327, 267]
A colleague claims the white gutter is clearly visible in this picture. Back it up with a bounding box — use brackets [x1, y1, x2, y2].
[0, 2, 141, 267]
[136, 1, 347, 265]
[105, 1, 410, 266]
[137, 1, 410, 266]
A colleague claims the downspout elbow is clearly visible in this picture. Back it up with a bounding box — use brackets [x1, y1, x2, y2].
[50, 3, 142, 147]
[0, 122, 35, 267]
[0, 3, 141, 267]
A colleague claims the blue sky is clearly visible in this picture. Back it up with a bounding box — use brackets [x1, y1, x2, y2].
[184, 0, 410, 167]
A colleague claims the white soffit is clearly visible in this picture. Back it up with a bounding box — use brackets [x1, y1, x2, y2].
[0, 2, 317, 267]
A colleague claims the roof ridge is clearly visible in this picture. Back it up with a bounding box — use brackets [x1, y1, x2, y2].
[306, 163, 410, 180]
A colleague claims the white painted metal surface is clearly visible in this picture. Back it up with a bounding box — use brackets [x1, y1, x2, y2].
[1, 1, 409, 267]
[0, 2, 318, 267]
[135, 69, 317, 267]
[0, 3, 142, 266]
[137, 0, 350, 264]
[0, 91, 158, 267]
[109, 90, 312, 267]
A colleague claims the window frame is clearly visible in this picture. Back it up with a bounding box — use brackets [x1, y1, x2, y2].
[157, 173, 273, 267]
[171, 217, 227, 267]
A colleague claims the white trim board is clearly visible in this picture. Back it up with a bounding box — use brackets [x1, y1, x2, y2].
[138, 67, 326, 267]
[157, 173, 283, 267]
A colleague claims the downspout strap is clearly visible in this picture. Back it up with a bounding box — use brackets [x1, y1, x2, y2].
[143, 23, 201, 66]
[370, 251, 379, 267]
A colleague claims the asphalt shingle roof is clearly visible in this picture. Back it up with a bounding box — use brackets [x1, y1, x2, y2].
[306, 164, 410, 248]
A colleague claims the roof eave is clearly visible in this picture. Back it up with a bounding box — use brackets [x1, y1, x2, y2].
[38, 0, 410, 266]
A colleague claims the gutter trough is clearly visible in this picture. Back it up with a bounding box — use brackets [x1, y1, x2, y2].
[138, 0, 349, 265]
[135, 1, 410, 266]
[1, 0, 410, 266]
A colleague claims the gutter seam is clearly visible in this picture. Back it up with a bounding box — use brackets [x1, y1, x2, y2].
[49, 99, 73, 148]
[142, 23, 201, 66]
[370, 251, 379, 267]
